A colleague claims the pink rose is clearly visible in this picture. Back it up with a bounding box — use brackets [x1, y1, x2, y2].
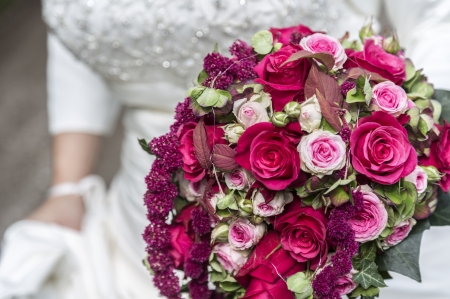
[404, 166, 428, 194]
[233, 98, 270, 128]
[348, 185, 388, 242]
[168, 204, 196, 268]
[178, 122, 226, 182]
[213, 243, 249, 275]
[274, 204, 328, 269]
[371, 81, 408, 117]
[350, 111, 417, 184]
[353, 39, 406, 85]
[382, 218, 416, 249]
[235, 122, 302, 191]
[298, 130, 347, 177]
[252, 191, 294, 217]
[225, 168, 255, 190]
[299, 33, 347, 70]
[270, 23, 316, 46]
[254, 45, 311, 111]
[178, 174, 207, 202]
[229, 218, 266, 250]
[336, 271, 358, 296]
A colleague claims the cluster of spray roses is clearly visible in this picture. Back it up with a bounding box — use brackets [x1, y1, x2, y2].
[142, 22, 449, 299]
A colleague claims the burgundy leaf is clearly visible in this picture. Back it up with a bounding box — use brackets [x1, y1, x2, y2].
[316, 89, 342, 131]
[305, 63, 343, 107]
[281, 50, 335, 72]
[212, 144, 238, 172]
[345, 67, 388, 82]
[193, 119, 212, 170]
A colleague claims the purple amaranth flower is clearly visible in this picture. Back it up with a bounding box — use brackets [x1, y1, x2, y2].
[229, 40, 255, 61]
[144, 191, 175, 220]
[170, 97, 199, 133]
[202, 73, 234, 90]
[146, 251, 174, 272]
[189, 279, 212, 299]
[185, 258, 204, 279]
[203, 52, 233, 76]
[191, 208, 211, 235]
[149, 134, 183, 173]
[189, 242, 212, 263]
[143, 220, 171, 250]
[153, 269, 181, 297]
[339, 126, 351, 143]
[340, 80, 356, 97]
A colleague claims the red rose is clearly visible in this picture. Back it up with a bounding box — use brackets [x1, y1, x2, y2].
[178, 122, 226, 182]
[274, 203, 328, 270]
[343, 48, 358, 69]
[235, 231, 306, 299]
[420, 124, 450, 191]
[254, 45, 311, 111]
[235, 122, 301, 190]
[168, 204, 196, 268]
[269, 24, 316, 46]
[350, 111, 417, 184]
[353, 39, 406, 85]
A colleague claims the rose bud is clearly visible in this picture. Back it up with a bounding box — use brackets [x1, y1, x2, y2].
[404, 166, 428, 194]
[213, 243, 249, 275]
[211, 223, 230, 243]
[272, 111, 291, 127]
[299, 95, 322, 133]
[178, 174, 207, 202]
[284, 101, 302, 118]
[233, 98, 270, 129]
[298, 130, 347, 177]
[229, 218, 266, 250]
[382, 35, 400, 54]
[224, 168, 255, 191]
[370, 81, 408, 117]
[336, 270, 359, 296]
[224, 123, 245, 144]
[250, 215, 265, 225]
[382, 218, 416, 249]
[359, 21, 374, 42]
[253, 191, 294, 217]
[238, 198, 254, 216]
[421, 165, 443, 183]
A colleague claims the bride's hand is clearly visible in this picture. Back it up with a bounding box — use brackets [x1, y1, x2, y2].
[28, 194, 85, 231]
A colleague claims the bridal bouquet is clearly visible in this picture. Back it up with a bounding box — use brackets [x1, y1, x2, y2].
[140, 22, 450, 299]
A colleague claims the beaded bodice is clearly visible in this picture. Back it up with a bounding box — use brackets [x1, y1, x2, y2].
[41, 0, 350, 87]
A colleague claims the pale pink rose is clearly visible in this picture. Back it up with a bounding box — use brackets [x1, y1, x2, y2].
[348, 185, 388, 242]
[299, 95, 322, 133]
[229, 218, 266, 250]
[213, 243, 249, 275]
[299, 33, 347, 70]
[404, 166, 428, 194]
[252, 191, 294, 217]
[233, 98, 269, 129]
[179, 175, 207, 202]
[371, 81, 408, 117]
[224, 168, 255, 190]
[336, 270, 358, 296]
[382, 218, 416, 249]
[298, 130, 347, 177]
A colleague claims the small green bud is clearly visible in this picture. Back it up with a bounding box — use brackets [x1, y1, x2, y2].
[422, 166, 443, 183]
[359, 21, 374, 42]
[211, 223, 230, 243]
[272, 111, 291, 127]
[382, 35, 400, 54]
[223, 123, 245, 144]
[251, 215, 265, 225]
[238, 198, 253, 216]
[284, 101, 302, 118]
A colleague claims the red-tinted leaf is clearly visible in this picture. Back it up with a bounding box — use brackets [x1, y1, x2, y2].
[305, 63, 343, 107]
[345, 67, 388, 82]
[212, 144, 238, 172]
[281, 50, 335, 72]
[193, 119, 212, 170]
[316, 89, 342, 131]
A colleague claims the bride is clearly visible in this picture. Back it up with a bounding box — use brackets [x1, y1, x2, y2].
[1, 0, 449, 298]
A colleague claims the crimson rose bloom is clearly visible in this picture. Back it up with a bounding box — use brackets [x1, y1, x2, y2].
[178, 122, 226, 182]
[235, 122, 301, 190]
[350, 111, 417, 184]
[274, 203, 328, 270]
[353, 39, 406, 85]
[269, 24, 315, 45]
[168, 204, 196, 268]
[254, 45, 311, 111]
[420, 124, 450, 191]
[236, 231, 306, 299]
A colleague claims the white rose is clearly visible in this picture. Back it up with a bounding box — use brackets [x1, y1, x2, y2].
[299, 95, 322, 133]
[224, 123, 245, 144]
[252, 191, 294, 217]
[404, 166, 428, 194]
[178, 174, 206, 202]
[233, 98, 270, 129]
[225, 168, 255, 190]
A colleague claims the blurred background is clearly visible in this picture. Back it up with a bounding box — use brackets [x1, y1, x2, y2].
[0, 0, 122, 236]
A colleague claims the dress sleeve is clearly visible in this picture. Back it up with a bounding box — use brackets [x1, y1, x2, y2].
[46, 33, 121, 136]
[384, 0, 450, 90]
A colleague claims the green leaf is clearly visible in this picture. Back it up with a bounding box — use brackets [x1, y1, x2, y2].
[210, 260, 224, 273]
[217, 192, 237, 210]
[376, 219, 430, 282]
[328, 185, 351, 207]
[350, 285, 380, 298]
[353, 260, 387, 289]
[433, 89, 450, 123]
[195, 87, 231, 108]
[219, 281, 242, 292]
[211, 270, 227, 282]
[384, 183, 402, 205]
[287, 272, 313, 299]
[251, 30, 273, 55]
[320, 117, 338, 134]
[360, 242, 377, 262]
[197, 69, 209, 85]
[138, 138, 153, 155]
[429, 189, 450, 226]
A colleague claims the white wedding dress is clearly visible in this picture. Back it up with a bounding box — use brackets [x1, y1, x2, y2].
[1, 1, 450, 298]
